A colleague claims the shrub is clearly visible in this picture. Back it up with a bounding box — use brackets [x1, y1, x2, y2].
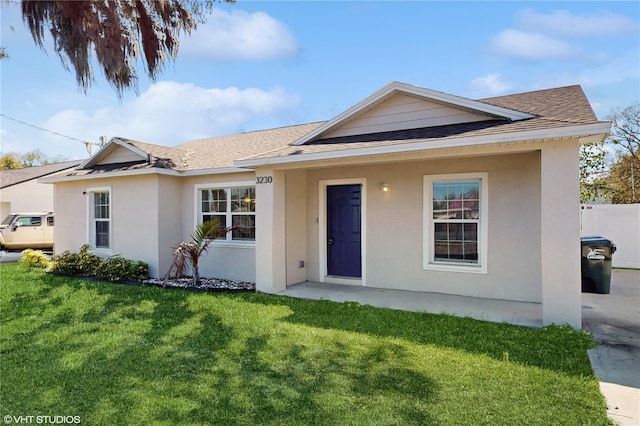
[50, 245, 148, 282]
[51, 244, 103, 277]
[98, 256, 148, 282]
[19, 249, 52, 269]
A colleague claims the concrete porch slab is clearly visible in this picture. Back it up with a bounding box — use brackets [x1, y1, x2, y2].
[279, 282, 543, 328]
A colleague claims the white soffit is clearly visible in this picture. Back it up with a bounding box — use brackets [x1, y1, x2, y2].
[291, 81, 535, 146]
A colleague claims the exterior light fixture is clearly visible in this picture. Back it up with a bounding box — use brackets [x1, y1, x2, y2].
[381, 182, 390, 192]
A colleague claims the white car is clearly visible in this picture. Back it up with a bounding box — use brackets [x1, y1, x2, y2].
[0, 212, 54, 251]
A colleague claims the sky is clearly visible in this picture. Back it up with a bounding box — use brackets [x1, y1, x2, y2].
[1, 1, 638, 161]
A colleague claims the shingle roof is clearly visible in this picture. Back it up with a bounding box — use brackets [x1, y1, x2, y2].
[243, 85, 606, 161]
[63, 84, 605, 177]
[122, 138, 192, 170]
[57, 123, 325, 177]
[480, 85, 598, 123]
[0, 160, 82, 188]
[176, 122, 324, 170]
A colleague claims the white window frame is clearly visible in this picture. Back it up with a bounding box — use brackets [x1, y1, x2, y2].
[86, 186, 112, 255]
[423, 173, 488, 274]
[194, 181, 256, 247]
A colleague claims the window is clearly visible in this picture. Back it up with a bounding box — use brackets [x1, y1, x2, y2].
[424, 173, 488, 273]
[47, 216, 54, 226]
[1, 215, 16, 226]
[15, 216, 42, 226]
[199, 185, 255, 242]
[88, 187, 111, 250]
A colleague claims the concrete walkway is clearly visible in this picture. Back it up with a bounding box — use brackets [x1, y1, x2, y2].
[582, 269, 640, 426]
[281, 271, 639, 425]
[280, 282, 543, 327]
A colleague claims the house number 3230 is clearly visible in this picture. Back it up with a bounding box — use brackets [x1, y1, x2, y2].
[256, 176, 273, 184]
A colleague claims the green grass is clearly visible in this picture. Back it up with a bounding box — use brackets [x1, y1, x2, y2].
[0, 264, 610, 425]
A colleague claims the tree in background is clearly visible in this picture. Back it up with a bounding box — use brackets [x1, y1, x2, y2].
[10, 0, 233, 97]
[604, 105, 639, 204]
[606, 152, 639, 203]
[0, 149, 68, 170]
[0, 154, 22, 170]
[579, 142, 608, 203]
[580, 104, 640, 204]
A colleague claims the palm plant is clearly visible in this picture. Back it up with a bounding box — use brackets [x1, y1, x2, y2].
[164, 220, 234, 287]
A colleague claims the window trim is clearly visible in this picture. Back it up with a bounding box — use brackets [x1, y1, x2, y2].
[194, 181, 256, 247]
[86, 186, 112, 255]
[423, 173, 488, 274]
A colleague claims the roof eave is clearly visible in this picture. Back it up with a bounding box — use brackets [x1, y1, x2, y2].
[40, 165, 254, 183]
[39, 167, 181, 183]
[236, 121, 611, 168]
[181, 167, 254, 176]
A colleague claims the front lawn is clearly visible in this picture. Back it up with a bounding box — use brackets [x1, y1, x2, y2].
[0, 265, 610, 425]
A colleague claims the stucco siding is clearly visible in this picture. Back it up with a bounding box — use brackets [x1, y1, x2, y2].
[540, 141, 581, 327]
[181, 172, 257, 283]
[0, 202, 10, 223]
[285, 170, 308, 285]
[54, 175, 161, 276]
[54, 180, 88, 254]
[113, 175, 160, 275]
[55, 173, 257, 281]
[325, 93, 492, 138]
[157, 175, 183, 277]
[301, 151, 542, 302]
[1, 179, 55, 215]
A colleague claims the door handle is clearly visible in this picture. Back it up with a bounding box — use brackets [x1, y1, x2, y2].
[328, 237, 335, 245]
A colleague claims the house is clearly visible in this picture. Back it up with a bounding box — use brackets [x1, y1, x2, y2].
[0, 161, 82, 220]
[42, 82, 610, 328]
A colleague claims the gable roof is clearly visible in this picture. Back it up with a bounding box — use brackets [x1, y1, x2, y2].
[44, 83, 610, 181]
[291, 81, 535, 146]
[236, 85, 609, 167]
[80, 137, 191, 170]
[1, 160, 81, 188]
[52, 122, 325, 179]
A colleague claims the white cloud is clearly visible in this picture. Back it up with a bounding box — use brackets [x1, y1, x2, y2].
[515, 8, 639, 38]
[179, 9, 299, 60]
[490, 29, 585, 61]
[578, 49, 640, 87]
[468, 73, 515, 97]
[40, 81, 300, 152]
[525, 49, 639, 91]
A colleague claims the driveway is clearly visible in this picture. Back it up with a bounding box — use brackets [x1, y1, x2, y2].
[0, 250, 23, 263]
[582, 269, 640, 425]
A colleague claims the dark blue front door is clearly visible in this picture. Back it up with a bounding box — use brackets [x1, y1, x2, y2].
[327, 184, 361, 277]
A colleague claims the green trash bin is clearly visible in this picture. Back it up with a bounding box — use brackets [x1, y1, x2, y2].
[581, 236, 616, 294]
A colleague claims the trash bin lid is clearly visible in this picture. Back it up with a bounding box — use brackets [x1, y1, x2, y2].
[581, 236, 614, 245]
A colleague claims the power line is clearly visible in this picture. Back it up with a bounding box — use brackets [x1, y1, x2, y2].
[0, 113, 100, 146]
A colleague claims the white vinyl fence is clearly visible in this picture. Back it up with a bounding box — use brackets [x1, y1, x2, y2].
[580, 204, 640, 269]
